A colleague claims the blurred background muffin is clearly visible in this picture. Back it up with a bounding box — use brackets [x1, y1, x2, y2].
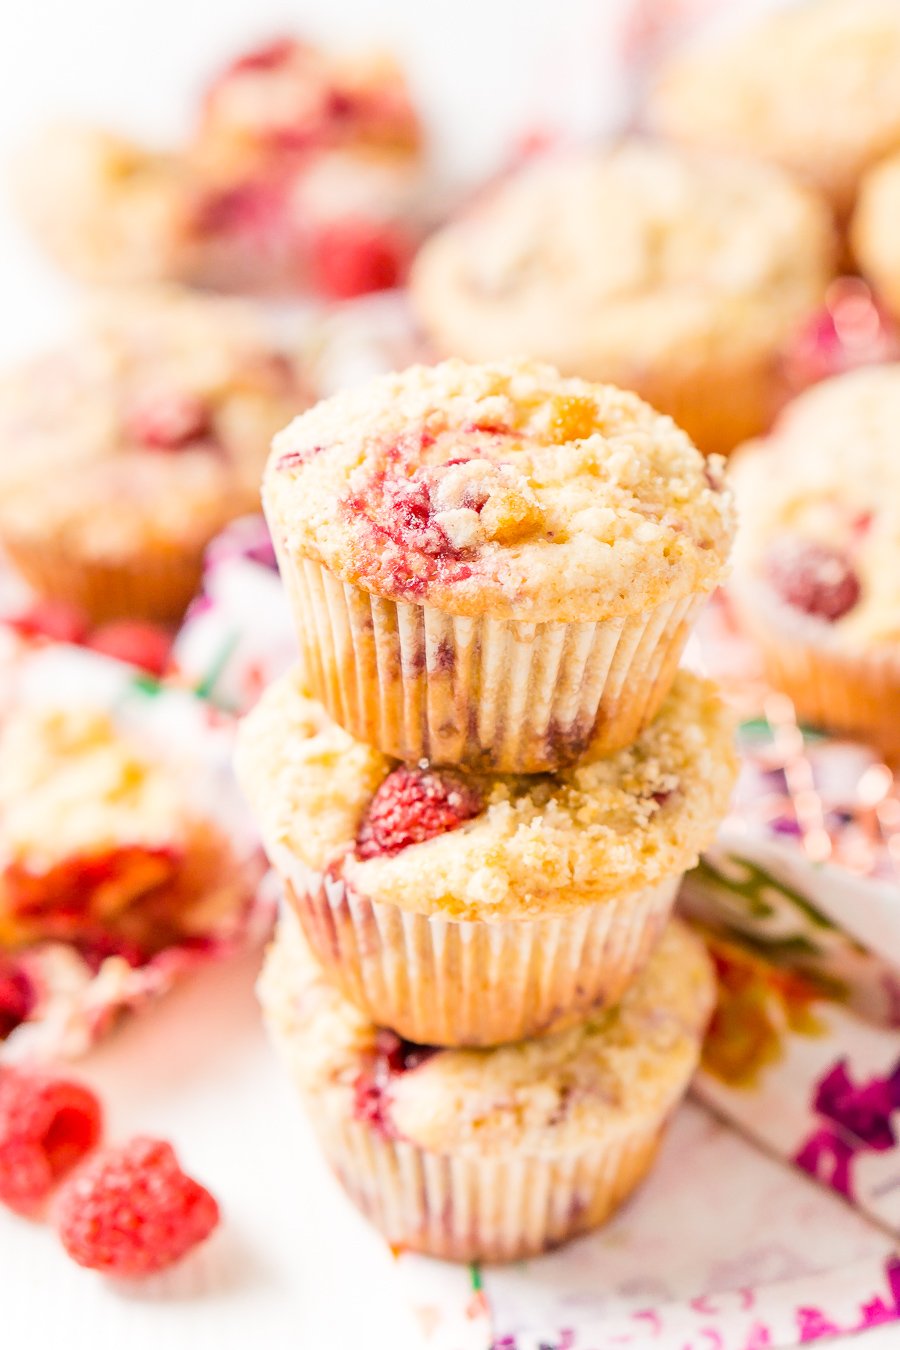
[649, 0, 900, 223]
[411, 141, 835, 456]
[729, 363, 900, 759]
[0, 286, 309, 622]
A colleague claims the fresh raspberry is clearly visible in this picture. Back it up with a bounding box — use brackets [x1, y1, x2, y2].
[783, 278, 900, 392]
[0, 1070, 102, 1216]
[308, 218, 411, 299]
[124, 390, 211, 450]
[356, 767, 483, 859]
[6, 600, 89, 645]
[0, 958, 36, 1040]
[54, 1137, 219, 1277]
[86, 621, 172, 678]
[765, 537, 861, 622]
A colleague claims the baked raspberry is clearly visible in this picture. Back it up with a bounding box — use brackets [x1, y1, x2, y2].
[223, 36, 297, 77]
[765, 537, 861, 622]
[356, 767, 482, 860]
[54, 1137, 219, 1277]
[307, 218, 410, 299]
[6, 600, 89, 645]
[0, 1070, 102, 1216]
[0, 958, 35, 1040]
[124, 390, 211, 450]
[354, 1029, 438, 1134]
[86, 621, 173, 678]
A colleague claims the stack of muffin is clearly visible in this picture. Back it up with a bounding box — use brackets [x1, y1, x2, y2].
[237, 356, 739, 1262]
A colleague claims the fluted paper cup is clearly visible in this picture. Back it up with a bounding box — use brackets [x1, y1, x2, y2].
[278, 858, 679, 1047]
[310, 1111, 663, 1263]
[277, 552, 705, 771]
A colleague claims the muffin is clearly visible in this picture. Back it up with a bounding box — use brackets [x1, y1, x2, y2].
[14, 126, 192, 286]
[410, 143, 834, 456]
[649, 0, 900, 220]
[259, 911, 716, 1262]
[264, 357, 735, 771]
[852, 152, 900, 322]
[0, 287, 308, 623]
[237, 666, 736, 1046]
[16, 38, 427, 299]
[0, 701, 252, 961]
[730, 365, 900, 759]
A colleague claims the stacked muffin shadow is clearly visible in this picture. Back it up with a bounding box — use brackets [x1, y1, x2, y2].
[238, 357, 738, 1262]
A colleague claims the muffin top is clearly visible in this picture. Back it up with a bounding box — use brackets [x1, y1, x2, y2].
[409, 143, 833, 382]
[0, 287, 307, 560]
[730, 365, 900, 647]
[260, 911, 714, 1155]
[650, 0, 900, 213]
[236, 667, 737, 920]
[265, 357, 734, 621]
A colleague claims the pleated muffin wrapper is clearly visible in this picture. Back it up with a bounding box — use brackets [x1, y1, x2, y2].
[309, 1109, 665, 1263]
[277, 853, 680, 1047]
[279, 551, 706, 772]
[1, 533, 206, 625]
[733, 580, 900, 763]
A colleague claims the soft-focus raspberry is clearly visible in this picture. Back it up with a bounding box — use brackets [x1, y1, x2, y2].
[86, 621, 173, 678]
[6, 600, 89, 645]
[125, 390, 211, 450]
[308, 218, 410, 299]
[55, 1136, 219, 1277]
[356, 767, 483, 859]
[354, 1029, 438, 1134]
[0, 1070, 102, 1216]
[765, 537, 861, 622]
[783, 278, 900, 393]
[0, 958, 36, 1040]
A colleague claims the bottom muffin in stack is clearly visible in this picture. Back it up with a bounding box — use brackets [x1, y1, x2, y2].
[259, 911, 715, 1262]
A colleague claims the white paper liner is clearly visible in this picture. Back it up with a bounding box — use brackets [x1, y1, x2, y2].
[280, 860, 678, 1047]
[278, 553, 705, 771]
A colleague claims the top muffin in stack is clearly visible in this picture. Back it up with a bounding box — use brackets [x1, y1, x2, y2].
[264, 356, 734, 772]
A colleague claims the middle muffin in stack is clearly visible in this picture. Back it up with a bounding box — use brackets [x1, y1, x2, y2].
[238, 357, 738, 1259]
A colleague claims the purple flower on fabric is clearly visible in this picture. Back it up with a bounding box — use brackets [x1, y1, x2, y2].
[796, 1306, 841, 1341]
[794, 1126, 858, 1198]
[814, 1058, 900, 1150]
[742, 1324, 773, 1349]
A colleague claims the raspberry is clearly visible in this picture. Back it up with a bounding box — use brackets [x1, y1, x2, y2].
[783, 278, 900, 392]
[0, 958, 36, 1040]
[125, 390, 211, 450]
[354, 1029, 438, 1134]
[0, 1070, 102, 1216]
[6, 600, 89, 645]
[55, 1137, 219, 1277]
[86, 621, 172, 678]
[308, 218, 410, 299]
[765, 537, 861, 622]
[356, 767, 482, 859]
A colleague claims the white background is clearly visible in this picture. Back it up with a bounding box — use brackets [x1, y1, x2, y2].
[0, 3, 896, 1347]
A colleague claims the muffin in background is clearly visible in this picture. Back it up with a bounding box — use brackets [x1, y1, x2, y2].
[410, 142, 834, 456]
[852, 152, 900, 322]
[237, 666, 736, 1047]
[729, 364, 900, 760]
[0, 287, 308, 623]
[649, 0, 900, 220]
[259, 912, 716, 1263]
[265, 357, 735, 771]
[15, 37, 429, 299]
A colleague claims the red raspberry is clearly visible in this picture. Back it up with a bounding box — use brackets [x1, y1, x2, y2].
[86, 621, 172, 678]
[783, 278, 900, 392]
[356, 767, 483, 859]
[308, 218, 410, 299]
[0, 958, 36, 1040]
[354, 1029, 438, 1135]
[765, 537, 861, 622]
[125, 390, 211, 450]
[0, 1070, 102, 1216]
[6, 600, 89, 645]
[54, 1136, 219, 1277]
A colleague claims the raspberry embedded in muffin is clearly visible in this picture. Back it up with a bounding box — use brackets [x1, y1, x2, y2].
[355, 766, 483, 860]
[353, 1028, 439, 1136]
[765, 537, 861, 622]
